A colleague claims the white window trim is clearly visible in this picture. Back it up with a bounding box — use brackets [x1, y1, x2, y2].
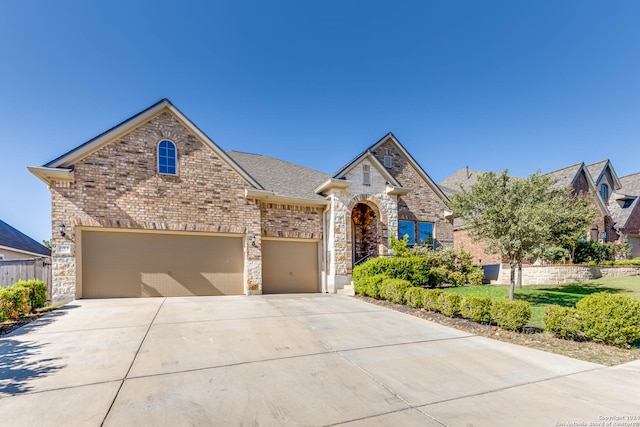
[157, 139, 178, 176]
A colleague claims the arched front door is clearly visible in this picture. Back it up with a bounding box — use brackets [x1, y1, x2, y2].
[351, 202, 380, 266]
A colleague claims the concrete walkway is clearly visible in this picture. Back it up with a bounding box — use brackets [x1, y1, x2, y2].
[0, 294, 638, 426]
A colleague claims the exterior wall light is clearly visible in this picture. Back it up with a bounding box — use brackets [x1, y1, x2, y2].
[250, 233, 256, 247]
[59, 223, 66, 236]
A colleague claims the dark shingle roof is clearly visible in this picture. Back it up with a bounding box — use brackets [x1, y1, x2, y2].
[227, 151, 330, 201]
[609, 172, 640, 228]
[0, 220, 51, 257]
[542, 162, 583, 189]
[438, 167, 487, 197]
[586, 159, 609, 183]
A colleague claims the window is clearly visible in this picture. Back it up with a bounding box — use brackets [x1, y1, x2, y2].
[383, 156, 393, 168]
[399, 220, 415, 246]
[623, 199, 634, 208]
[158, 140, 177, 175]
[362, 164, 371, 186]
[418, 222, 434, 247]
[600, 184, 608, 200]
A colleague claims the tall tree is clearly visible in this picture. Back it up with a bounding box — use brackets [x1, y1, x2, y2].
[448, 171, 595, 300]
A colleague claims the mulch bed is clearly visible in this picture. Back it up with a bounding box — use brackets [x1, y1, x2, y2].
[355, 295, 640, 367]
[0, 312, 48, 337]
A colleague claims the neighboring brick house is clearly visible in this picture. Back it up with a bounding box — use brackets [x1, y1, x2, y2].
[440, 160, 639, 265]
[29, 99, 453, 303]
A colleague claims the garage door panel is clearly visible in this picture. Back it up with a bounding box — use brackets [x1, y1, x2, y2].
[262, 240, 318, 294]
[82, 231, 243, 298]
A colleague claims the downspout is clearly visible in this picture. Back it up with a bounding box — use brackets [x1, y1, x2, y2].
[321, 198, 331, 293]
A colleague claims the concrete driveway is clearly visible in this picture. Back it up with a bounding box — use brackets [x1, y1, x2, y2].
[0, 294, 638, 426]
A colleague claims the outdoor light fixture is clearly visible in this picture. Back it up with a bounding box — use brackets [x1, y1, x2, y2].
[59, 223, 66, 236]
[250, 233, 256, 247]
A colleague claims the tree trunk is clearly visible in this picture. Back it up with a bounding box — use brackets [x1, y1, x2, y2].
[517, 261, 523, 288]
[509, 261, 516, 300]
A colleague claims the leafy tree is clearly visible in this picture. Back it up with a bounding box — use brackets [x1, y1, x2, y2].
[448, 171, 594, 300]
[42, 239, 52, 249]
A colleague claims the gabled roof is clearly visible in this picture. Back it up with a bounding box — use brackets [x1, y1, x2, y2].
[543, 161, 609, 217]
[0, 220, 51, 257]
[29, 99, 262, 189]
[332, 151, 401, 187]
[587, 159, 622, 190]
[227, 151, 329, 203]
[542, 162, 584, 189]
[608, 172, 640, 229]
[333, 132, 449, 202]
[438, 167, 488, 197]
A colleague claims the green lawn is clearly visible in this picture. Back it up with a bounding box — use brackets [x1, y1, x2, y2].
[444, 276, 640, 329]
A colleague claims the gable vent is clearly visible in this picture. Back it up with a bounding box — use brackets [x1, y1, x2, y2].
[383, 156, 392, 168]
[363, 164, 371, 186]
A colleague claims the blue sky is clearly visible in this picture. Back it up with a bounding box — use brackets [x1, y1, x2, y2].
[1, 0, 639, 243]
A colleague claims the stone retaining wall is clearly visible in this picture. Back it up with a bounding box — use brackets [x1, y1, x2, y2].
[493, 264, 640, 285]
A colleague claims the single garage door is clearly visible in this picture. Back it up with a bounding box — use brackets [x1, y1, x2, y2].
[262, 239, 319, 294]
[82, 230, 244, 298]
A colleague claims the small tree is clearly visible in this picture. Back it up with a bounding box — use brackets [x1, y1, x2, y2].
[448, 170, 594, 300]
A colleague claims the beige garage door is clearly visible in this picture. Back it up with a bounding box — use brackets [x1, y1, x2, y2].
[262, 240, 319, 294]
[82, 231, 244, 298]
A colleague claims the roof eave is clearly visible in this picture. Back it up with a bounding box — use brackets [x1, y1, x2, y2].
[27, 166, 74, 186]
[314, 178, 352, 194]
[245, 188, 329, 207]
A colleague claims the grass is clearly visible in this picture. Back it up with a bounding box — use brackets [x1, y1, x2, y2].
[444, 276, 640, 330]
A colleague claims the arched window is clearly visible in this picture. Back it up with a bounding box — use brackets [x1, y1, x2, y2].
[158, 140, 177, 175]
[600, 184, 608, 201]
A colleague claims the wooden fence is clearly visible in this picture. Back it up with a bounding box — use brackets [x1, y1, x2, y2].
[0, 257, 52, 301]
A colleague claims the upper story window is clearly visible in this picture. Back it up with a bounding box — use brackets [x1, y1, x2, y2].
[362, 164, 371, 186]
[158, 140, 177, 175]
[383, 155, 393, 168]
[600, 184, 608, 201]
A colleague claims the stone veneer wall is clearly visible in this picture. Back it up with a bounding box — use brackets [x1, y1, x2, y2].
[493, 264, 640, 285]
[50, 111, 262, 302]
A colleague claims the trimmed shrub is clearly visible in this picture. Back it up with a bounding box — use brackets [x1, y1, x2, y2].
[353, 257, 434, 287]
[490, 300, 531, 331]
[448, 271, 465, 287]
[15, 280, 47, 309]
[379, 278, 412, 304]
[543, 305, 584, 340]
[422, 289, 444, 312]
[0, 286, 31, 321]
[438, 292, 462, 317]
[405, 287, 426, 308]
[429, 267, 449, 287]
[575, 293, 640, 346]
[363, 274, 387, 298]
[466, 268, 484, 286]
[460, 295, 492, 323]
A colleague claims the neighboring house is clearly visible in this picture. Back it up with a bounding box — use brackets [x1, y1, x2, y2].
[607, 171, 640, 257]
[29, 99, 453, 303]
[0, 219, 51, 260]
[440, 160, 640, 265]
[438, 167, 503, 264]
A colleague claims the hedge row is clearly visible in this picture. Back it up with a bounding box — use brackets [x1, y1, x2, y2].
[356, 278, 530, 331]
[544, 293, 640, 346]
[353, 257, 484, 288]
[0, 280, 47, 322]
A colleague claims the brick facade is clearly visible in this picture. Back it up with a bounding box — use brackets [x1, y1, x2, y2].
[49, 111, 263, 302]
[36, 102, 452, 301]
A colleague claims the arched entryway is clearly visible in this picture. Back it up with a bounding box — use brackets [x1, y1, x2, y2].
[351, 202, 381, 266]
